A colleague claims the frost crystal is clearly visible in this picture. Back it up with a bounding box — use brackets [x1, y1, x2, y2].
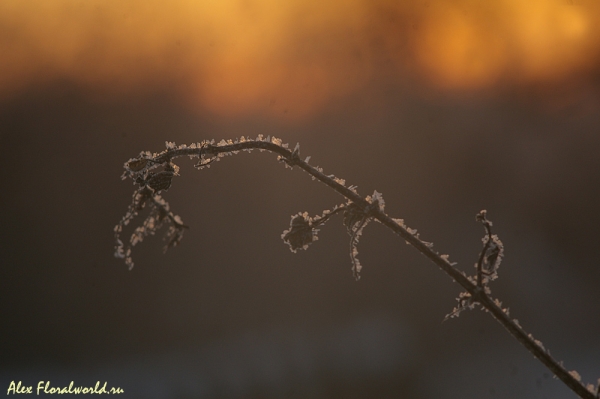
[569, 370, 582, 382]
[368, 190, 385, 211]
[392, 218, 405, 226]
[445, 291, 476, 320]
[534, 339, 546, 351]
[585, 383, 596, 394]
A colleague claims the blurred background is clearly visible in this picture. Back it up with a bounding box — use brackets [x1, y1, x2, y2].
[1, 1, 599, 397]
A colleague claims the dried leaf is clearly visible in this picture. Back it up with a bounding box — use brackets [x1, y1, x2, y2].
[282, 212, 317, 252]
[147, 171, 174, 192]
[127, 158, 148, 172]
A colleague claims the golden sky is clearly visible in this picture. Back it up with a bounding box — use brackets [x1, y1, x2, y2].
[2, 0, 599, 118]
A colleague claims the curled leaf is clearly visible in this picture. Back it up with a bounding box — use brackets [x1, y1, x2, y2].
[476, 210, 504, 286]
[445, 291, 477, 321]
[147, 171, 174, 192]
[127, 158, 149, 172]
[481, 234, 504, 283]
[342, 202, 373, 280]
[281, 212, 317, 252]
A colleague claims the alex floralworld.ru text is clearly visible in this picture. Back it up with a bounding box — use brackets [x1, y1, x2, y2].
[7, 380, 124, 395]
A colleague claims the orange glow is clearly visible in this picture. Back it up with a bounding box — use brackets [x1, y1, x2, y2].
[413, 3, 508, 88]
[1, 0, 599, 118]
[412, 0, 598, 88]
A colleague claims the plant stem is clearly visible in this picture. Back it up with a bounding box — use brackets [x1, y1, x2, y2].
[124, 139, 595, 398]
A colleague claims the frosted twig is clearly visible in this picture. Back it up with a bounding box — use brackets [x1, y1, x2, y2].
[116, 138, 596, 399]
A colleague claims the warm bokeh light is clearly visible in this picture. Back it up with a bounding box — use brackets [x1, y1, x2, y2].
[1, 0, 599, 117]
[413, 0, 598, 88]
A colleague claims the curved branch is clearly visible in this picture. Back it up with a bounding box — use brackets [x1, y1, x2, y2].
[117, 137, 596, 399]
